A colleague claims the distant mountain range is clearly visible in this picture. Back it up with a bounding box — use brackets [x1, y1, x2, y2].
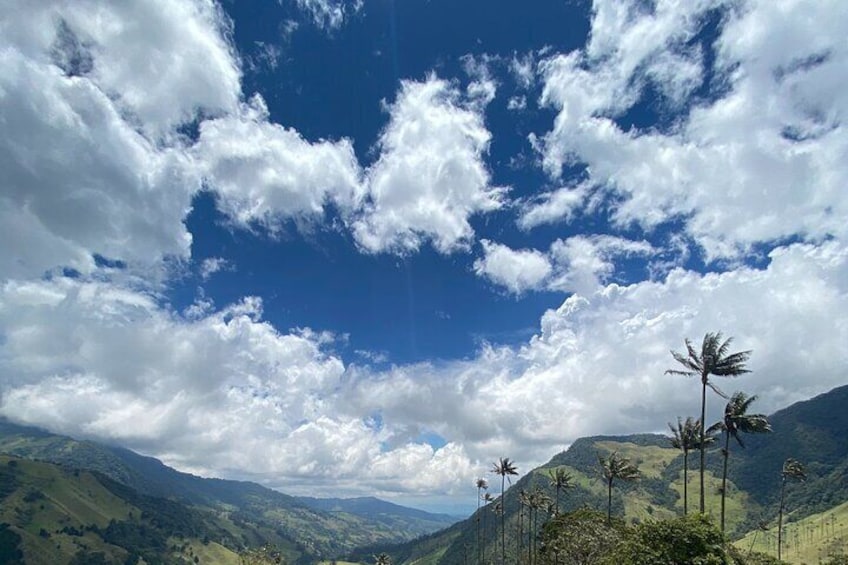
[352, 384, 848, 564]
[0, 420, 457, 564]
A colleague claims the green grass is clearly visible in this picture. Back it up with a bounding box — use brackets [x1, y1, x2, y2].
[594, 440, 680, 479]
[735, 500, 848, 564]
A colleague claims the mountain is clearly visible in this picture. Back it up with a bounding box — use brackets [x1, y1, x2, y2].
[0, 453, 261, 564]
[0, 421, 458, 563]
[296, 496, 458, 536]
[365, 384, 848, 564]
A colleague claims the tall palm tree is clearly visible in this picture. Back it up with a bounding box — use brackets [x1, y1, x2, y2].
[482, 492, 495, 564]
[667, 332, 752, 514]
[528, 487, 551, 565]
[476, 478, 488, 564]
[667, 416, 713, 515]
[491, 457, 518, 565]
[598, 451, 639, 525]
[547, 468, 575, 516]
[778, 458, 806, 562]
[708, 391, 771, 533]
[518, 489, 530, 565]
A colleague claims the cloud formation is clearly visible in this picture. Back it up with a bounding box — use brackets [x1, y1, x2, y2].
[529, 0, 848, 259]
[2, 0, 848, 511]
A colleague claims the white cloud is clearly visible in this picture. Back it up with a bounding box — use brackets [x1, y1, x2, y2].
[344, 240, 848, 472]
[352, 76, 507, 254]
[194, 94, 363, 229]
[473, 240, 553, 295]
[533, 0, 848, 259]
[473, 235, 654, 296]
[517, 183, 589, 230]
[1, 242, 846, 500]
[0, 277, 477, 497]
[291, 0, 362, 30]
[547, 235, 654, 295]
[0, 0, 245, 280]
[199, 257, 232, 280]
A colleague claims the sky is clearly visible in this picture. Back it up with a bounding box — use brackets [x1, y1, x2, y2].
[0, 0, 846, 515]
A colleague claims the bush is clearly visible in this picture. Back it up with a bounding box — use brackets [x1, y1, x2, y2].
[610, 514, 732, 565]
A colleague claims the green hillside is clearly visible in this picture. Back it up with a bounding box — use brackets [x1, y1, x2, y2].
[735, 500, 848, 564]
[0, 454, 249, 564]
[364, 385, 848, 564]
[0, 422, 458, 563]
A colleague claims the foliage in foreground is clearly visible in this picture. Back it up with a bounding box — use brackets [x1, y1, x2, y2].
[537, 509, 803, 565]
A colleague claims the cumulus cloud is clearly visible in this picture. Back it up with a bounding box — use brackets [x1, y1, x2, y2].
[194, 94, 363, 229]
[0, 0, 241, 278]
[346, 240, 848, 471]
[474, 235, 654, 296]
[352, 76, 507, 254]
[0, 277, 472, 496]
[473, 240, 553, 295]
[532, 0, 848, 259]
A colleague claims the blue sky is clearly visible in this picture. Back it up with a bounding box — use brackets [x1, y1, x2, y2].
[1, 0, 847, 514]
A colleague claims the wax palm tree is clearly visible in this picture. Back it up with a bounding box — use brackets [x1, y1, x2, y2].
[518, 489, 530, 565]
[547, 468, 575, 516]
[374, 552, 392, 565]
[667, 416, 713, 515]
[491, 457, 518, 565]
[667, 332, 752, 514]
[476, 478, 488, 564]
[528, 487, 551, 565]
[708, 391, 771, 533]
[482, 492, 495, 564]
[778, 458, 806, 561]
[598, 451, 639, 525]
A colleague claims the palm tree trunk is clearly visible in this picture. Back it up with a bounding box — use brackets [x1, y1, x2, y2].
[720, 431, 730, 533]
[477, 492, 482, 565]
[700, 375, 707, 514]
[517, 508, 523, 565]
[778, 478, 786, 561]
[683, 451, 689, 516]
[501, 476, 506, 565]
[607, 478, 613, 525]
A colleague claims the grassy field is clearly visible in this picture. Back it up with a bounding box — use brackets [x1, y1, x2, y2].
[735, 500, 848, 564]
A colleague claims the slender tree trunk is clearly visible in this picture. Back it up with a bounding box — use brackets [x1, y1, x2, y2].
[720, 431, 730, 533]
[700, 375, 708, 514]
[477, 490, 482, 565]
[518, 508, 523, 565]
[554, 487, 560, 565]
[683, 450, 689, 516]
[778, 478, 786, 561]
[527, 507, 531, 565]
[501, 476, 506, 565]
[607, 478, 613, 525]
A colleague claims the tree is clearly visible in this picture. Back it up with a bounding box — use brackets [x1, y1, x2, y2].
[528, 487, 551, 565]
[538, 508, 624, 565]
[610, 514, 733, 565]
[777, 458, 806, 562]
[482, 492, 495, 564]
[491, 457, 518, 565]
[598, 452, 639, 525]
[667, 416, 713, 516]
[547, 468, 575, 516]
[708, 391, 771, 533]
[667, 332, 752, 514]
[518, 489, 530, 565]
[476, 478, 488, 565]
